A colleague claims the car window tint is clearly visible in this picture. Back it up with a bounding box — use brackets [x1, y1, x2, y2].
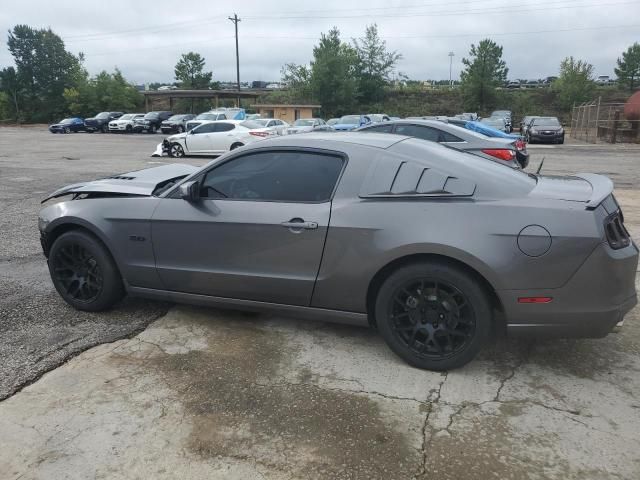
[219, 114, 227, 120]
[365, 124, 394, 133]
[201, 151, 344, 202]
[215, 123, 235, 132]
[440, 131, 463, 142]
[194, 123, 217, 134]
[396, 124, 441, 142]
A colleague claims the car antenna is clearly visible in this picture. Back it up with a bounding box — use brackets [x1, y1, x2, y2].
[536, 157, 545, 175]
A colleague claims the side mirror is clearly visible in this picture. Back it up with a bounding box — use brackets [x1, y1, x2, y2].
[179, 181, 200, 202]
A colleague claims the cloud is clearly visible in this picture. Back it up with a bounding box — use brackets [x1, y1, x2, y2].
[1, 0, 638, 83]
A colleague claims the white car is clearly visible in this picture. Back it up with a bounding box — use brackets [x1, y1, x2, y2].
[252, 118, 290, 135]
[108, 113, 145, 133]
[286, 118, 332, 134]
[156, 120, 274, 158]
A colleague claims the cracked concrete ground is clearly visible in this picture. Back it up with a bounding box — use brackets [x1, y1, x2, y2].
[1, 127, 639, 479]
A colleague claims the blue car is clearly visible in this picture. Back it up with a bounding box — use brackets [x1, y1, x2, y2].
[332, 114, 372, 131]
[49, 117, 86, 134]
[463, 121, 521, 139]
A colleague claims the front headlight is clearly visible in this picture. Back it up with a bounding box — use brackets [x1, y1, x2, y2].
[558, 128, 564, 134]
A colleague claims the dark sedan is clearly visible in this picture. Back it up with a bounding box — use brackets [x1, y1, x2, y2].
[84, 112, 124, 133]
[160, 114, 196, 134]
[526, 117, 565, 144]
[49, 117, 86, 134]
[38, 133, 637, 370]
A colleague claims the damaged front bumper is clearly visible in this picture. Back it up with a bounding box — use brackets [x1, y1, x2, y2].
[151, 139, 171, 158]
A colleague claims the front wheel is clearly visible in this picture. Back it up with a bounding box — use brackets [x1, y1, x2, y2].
[375, 261, 492, 371]
[126, 125, 132, 133]
[150, 125, 157, 134]
[64, 127, 71, 134]
[48, 230, 124, 311]
[169, 143, 185, 158]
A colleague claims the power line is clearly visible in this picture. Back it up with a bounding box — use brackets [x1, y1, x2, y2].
[80, 23, 640, 57]
[243, 0, 639, 19]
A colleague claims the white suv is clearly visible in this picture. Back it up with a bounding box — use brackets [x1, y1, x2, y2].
[108, 113, 145, 133]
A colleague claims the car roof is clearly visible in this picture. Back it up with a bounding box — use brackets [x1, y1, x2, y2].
[247, 131, 409, 150]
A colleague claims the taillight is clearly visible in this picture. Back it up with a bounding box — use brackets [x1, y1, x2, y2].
[481, 149, 516, 161]
[604, 211, 631, 250]
[514, 139, 526, 150]
[250, 131, 269, 137]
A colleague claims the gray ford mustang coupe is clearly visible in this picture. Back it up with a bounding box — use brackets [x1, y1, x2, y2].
[38, 132, 638, 370]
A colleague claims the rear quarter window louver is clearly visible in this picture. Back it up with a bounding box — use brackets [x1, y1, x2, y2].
[360, 158, 476, 198]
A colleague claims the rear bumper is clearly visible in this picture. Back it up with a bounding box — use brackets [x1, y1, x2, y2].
[500, 241, 639, 338]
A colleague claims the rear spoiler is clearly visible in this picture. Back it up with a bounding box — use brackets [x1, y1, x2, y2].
[575, 173, 614, 209]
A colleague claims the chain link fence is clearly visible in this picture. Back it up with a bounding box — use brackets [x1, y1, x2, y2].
[571, 97, 640, 144]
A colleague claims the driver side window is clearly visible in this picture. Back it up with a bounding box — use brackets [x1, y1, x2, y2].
[200, 151, 344, 202]
[193, 123, 217, 134]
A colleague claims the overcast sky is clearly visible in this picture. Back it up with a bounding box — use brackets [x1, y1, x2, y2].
[1, 0, 638, 84]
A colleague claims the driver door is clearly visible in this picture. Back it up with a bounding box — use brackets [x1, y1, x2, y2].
[185, 123, 217, 153]
[151, 149, 345, 306]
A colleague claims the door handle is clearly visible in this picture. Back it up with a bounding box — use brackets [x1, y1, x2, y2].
[281, 219, 318, 230]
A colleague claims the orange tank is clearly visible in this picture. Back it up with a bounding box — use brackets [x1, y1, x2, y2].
[624, 91, 640, 121]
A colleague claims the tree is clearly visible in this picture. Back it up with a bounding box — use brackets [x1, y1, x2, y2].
[0, 67, 21, 121]
[281, 62, 313, 100]
[459, 39, 508, 111]
[174, 52, 213, 89]
[7, 25, 83, 122]
[310, 27, 359, 117]
[352, 24, 402, 103]
[553, 56, 595, 110]
[614, 42, 640, 92]
[64, 69, 143, 117]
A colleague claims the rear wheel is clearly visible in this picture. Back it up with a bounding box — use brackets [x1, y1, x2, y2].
[230, 142, 244, 150]
[375, 261, 491, 370]
[126, 125, 132, 133]
[64, 127, 71, 134]
[150, 125, 157, 134]
[48, 230, 124, 311]
[101, 124, 108, 133]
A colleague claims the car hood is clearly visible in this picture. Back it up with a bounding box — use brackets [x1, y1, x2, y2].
[529, 173, 613, 207]
[41, 163, 198, 203]
[49, 123, 67, 128]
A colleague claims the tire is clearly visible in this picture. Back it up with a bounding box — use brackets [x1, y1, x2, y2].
[558, 136, 564, 144]
[101, 124, 108, 133]
[150, 125, 157, 134]
[375, 261, 492, 371]
[230, 142, 244, 150]
[126, 125, 132, 133]
[48, 230, 124, 312]
[64, 127, 71, 134]
[169, 143, 185, 158]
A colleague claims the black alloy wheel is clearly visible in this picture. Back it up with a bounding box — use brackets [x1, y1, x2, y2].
[64, 127, 71, 134]
[388, 279, 475, 360]
[52, 243, 103, 303]
[48, 230, 124, 311]
[376, 261, 491, 370]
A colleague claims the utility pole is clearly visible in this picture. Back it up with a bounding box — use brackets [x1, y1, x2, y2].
[448, 51, 455, 87]
[228, 13, 241, 106]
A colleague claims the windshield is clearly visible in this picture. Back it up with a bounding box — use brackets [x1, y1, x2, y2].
[59, 118, 75, 124]
[196, 113, 218, 120]
[95, 112, 110, 119]
[144, 112, 159, 119]
[339, 115, 360, 124]
[240, 120, 263, 129]
[119, 114, 135, 120]
[167, 115, 185, 121]
[253, 119, 270, 126]
[293, 119, 314, 126]
[532, 117, 561, 127]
